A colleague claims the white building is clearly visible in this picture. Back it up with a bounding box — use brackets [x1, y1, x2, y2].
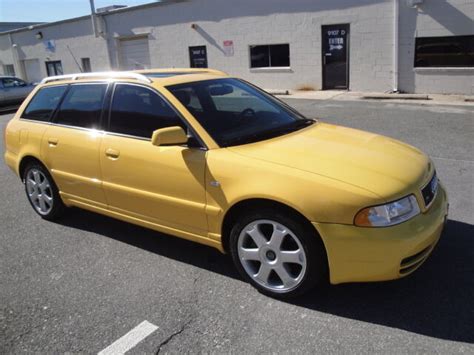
[0, 0, 473, 94]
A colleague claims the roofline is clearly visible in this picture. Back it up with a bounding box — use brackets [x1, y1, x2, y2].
[0, 0, 189, 36]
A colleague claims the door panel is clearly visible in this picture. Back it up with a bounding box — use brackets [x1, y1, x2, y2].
[41, 126, 107, 206]
[322, 24, 350, 90]
[100, 135, 208, 234]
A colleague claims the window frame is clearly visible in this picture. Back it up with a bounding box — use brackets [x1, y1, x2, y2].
[106, 82, 207, 149]
[414, 35, 474, 68]
[249, 43, 291, 69]
[45, 60, 63, 76]
[50, 82, 110, 130]
[81, 58, 92, 73]
[20, 84, 69, 123]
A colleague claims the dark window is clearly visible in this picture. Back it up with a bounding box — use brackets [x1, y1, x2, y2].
[2, 77, 26, 88]
[3, 64, 15, 76]
[45, 60, 63, 76]
[168, 78, 309, 147]
[415, 35, 474, 67]
[250, 44, 290, 68]
[55, 84, 107, 129]
[189, 46, 208, 68]
[109, 84, 184, 139]
[81, 58, 92, 73]
[22, 86, 67, 122]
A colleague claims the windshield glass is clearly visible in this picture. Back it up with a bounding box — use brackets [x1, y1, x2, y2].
[166, 78, 313, 147]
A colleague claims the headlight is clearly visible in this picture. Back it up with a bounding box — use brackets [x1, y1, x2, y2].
[354, 195, 420, 227]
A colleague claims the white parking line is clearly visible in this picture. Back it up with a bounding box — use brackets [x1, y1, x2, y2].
[98, 320, 159, 355]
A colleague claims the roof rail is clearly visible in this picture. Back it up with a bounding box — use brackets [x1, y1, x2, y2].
[40, 71, 152, 84]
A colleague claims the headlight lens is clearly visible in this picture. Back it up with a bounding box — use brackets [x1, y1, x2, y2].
[354, 195, 420, 227]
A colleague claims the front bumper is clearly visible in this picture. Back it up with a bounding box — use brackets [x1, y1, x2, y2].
[314, 184, 448, 284]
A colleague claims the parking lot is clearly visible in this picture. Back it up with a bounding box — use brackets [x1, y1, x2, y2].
[1, 99, 473, 353]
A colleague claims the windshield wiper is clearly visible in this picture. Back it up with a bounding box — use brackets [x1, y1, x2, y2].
[224, 118, 315, 147]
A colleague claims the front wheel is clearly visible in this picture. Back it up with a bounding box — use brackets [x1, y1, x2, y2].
[229, 209, 328, 298]
[24, 163, 66, 220]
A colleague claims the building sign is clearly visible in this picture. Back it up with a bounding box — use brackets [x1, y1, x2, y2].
[327, 29, 345, 51]
[43, 40, 56, 52]
[189, 46, 208, 68]
[223, 40, 234, 57]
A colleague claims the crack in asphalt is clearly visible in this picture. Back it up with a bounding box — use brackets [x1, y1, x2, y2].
[154, 272, 200, 354]
[155, 321, 191, 354]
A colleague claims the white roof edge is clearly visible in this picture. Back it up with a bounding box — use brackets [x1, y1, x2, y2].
[40, 71, 152, 84]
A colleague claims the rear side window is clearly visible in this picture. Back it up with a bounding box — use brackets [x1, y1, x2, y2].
[109, 84, 184, 139]
[22, 86, 67, 122]
[55, 84, 107, 129]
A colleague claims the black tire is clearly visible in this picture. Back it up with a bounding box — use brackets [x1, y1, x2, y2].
[229, 207, 328, 299]
[23, 162, 66, 221]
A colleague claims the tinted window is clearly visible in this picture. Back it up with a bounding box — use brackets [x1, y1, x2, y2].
[22, 86, 67, 122]
[109, 84, 184, 139]
[168, 78, 308, 147]
[55, 84, 107, 129]
[415, 35, 474, 67]
[250, 44, 290, 68]
[3, 78, 25, 88]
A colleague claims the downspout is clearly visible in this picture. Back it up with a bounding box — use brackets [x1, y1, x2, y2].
[89, 0, 99, 37]
[99, 14, 114, 70]
[8, 33, 26, 80]
[393, 0, 399, 92]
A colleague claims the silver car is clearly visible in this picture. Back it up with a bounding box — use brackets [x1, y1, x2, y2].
[0, 76, 35, 106]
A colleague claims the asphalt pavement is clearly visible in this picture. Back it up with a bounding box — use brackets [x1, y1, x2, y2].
[1, 99, 473, 353]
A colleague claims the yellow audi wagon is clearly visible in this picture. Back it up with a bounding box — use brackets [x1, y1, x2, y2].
[3, 69, 448, 298]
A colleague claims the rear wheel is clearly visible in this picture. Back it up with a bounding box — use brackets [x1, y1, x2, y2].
[229, 208, 328, 298]
[24, 163, 66, 220]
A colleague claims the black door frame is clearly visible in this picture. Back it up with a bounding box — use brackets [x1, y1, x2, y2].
[189, 45, 208, 68]
[321, 24, 350, 90]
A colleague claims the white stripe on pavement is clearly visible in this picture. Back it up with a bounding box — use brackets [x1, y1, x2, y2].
[98, 320, 159, 355]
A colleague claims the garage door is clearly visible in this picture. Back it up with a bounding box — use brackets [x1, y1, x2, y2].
[119, 37, 151, 70]
[23, 59, 42, 83]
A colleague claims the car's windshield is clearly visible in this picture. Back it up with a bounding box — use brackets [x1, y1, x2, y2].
[166, 78, 314, 147]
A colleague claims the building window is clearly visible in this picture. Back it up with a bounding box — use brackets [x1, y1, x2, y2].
[3, 64, 15, 76]
[45, 60, 63, 76]
[81, 58, 92, 73]
[250, 44, 290, 68]
[414, 35, 474, 68]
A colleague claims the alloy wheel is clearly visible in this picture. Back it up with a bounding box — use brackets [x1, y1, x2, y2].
[237, 219, 307, 293]
[25, 168, 54, 215]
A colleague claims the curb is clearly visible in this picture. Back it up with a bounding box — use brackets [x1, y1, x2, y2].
[362, 94, 430, 100]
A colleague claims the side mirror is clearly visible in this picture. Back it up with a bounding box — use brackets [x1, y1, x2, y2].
[151, 126, 188, 146]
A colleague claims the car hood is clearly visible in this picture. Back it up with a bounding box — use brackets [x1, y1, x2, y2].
[228, 122, 431, 200]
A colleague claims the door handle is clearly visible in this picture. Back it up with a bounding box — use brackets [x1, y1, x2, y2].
[105, 148, 120, 159]
[47, 137, 59, 146]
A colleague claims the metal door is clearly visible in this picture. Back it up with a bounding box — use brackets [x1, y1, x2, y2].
[322, 24, 350, 90]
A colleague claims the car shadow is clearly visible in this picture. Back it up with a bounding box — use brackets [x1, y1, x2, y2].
[57, 210, 473, 343]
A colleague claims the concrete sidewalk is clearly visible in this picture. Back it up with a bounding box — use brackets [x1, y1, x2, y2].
[269, 89, 474, 107]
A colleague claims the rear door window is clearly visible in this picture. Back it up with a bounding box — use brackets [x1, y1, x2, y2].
[22, 85, 67, 122]
[55, 84, 107, 129]
[109, 84, 185, 139]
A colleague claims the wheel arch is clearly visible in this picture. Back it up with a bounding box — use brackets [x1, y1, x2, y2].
[18, 155, 48, 181]
[221, 198, 327, 256]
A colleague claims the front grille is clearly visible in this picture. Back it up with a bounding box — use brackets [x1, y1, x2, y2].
[421, 172, 438, 208]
